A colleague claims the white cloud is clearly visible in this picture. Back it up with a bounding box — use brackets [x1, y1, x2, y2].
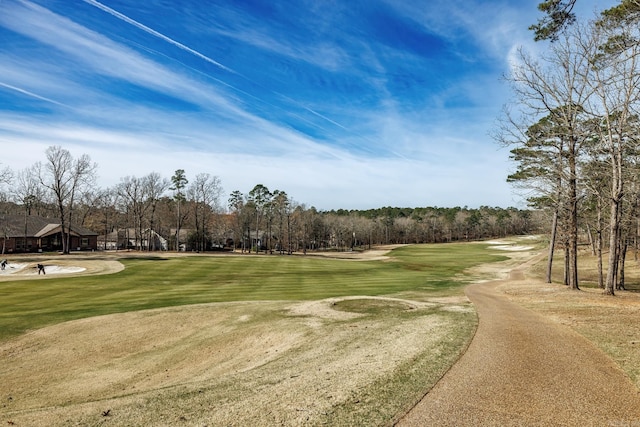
[0, 109, 516, 209]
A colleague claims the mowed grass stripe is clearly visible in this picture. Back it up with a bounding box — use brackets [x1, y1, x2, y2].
[0, 243, 506, 341]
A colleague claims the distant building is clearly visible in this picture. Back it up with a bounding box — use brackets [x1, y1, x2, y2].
[0, 215, 98, 253]
[98, 228, 168, 251]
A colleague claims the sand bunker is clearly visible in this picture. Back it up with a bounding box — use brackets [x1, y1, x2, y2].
[0, 262, 85, 276]
[484, 239, 534, 251]
[0, 257, 123, 281]
[491, 245, 534, 251]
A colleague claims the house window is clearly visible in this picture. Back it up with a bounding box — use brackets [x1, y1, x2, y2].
[81, 238, 89, 247]
[15, 240, 33, 250]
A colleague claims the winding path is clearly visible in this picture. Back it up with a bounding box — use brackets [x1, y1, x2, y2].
[397, 261, 640, 426]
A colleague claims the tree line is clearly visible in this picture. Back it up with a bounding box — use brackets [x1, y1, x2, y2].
[0, 146, 540, 255]
[500, 1, 640, 295]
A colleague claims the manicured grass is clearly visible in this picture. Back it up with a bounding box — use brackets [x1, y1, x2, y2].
[0, 243, 507, 342]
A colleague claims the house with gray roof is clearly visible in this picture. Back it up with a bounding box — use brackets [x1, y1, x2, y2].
[0, 215, 98, 253]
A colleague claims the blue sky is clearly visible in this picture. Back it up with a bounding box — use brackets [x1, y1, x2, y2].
[0, 0, 613, 210]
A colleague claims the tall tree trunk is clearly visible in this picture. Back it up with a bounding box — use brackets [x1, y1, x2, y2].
[597, 237, 604, 289]
[563, 244, 570, 286]
[546, 210, 558, 283]
[256, 214, 260, 254]
[633, 216, 640, 261]
[596, 197, 604, 289]
[617, 239, 627, 291]
[176, 199, 181, 251]
[586, 223, 596, 256]
[567, 146, 579, 290]
[59, 201, 68, 254]
[605, 198, 621, 295]
[605, 148, 624, 296]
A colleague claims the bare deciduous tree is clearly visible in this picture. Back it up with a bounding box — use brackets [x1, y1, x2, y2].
[143, 172, 169, 251]
[13, 167, 46, 252]
[500, 25, 597, 290]
[586, 22, 640, 294]
[37, 146, 96, 254]
[187, 173, 222, 251]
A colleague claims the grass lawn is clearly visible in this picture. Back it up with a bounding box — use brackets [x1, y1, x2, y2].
[0, 243, 506, 342]
[0, 242, 518, 426]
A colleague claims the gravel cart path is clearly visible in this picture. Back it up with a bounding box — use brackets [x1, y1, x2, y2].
[397, 262, 640, 426]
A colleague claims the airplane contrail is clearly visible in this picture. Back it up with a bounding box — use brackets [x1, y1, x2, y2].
[0, 82, 67, 107]
[80, 0, 385, 155]
[82, 0, 236, 74]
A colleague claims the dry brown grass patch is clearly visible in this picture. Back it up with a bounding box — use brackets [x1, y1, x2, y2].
[499, 261, 640, 389]
[0, 296, 471, 426]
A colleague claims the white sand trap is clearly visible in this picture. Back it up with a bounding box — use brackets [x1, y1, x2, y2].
[492, 245, 534, 251]
[483, 239, 534, 251]
[33, 265, 86, 275]
[0, 258, 123, 281]
[0, 262, 29, 275]
[485, 240, 509, 245]
[0, 263, 85, 276]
